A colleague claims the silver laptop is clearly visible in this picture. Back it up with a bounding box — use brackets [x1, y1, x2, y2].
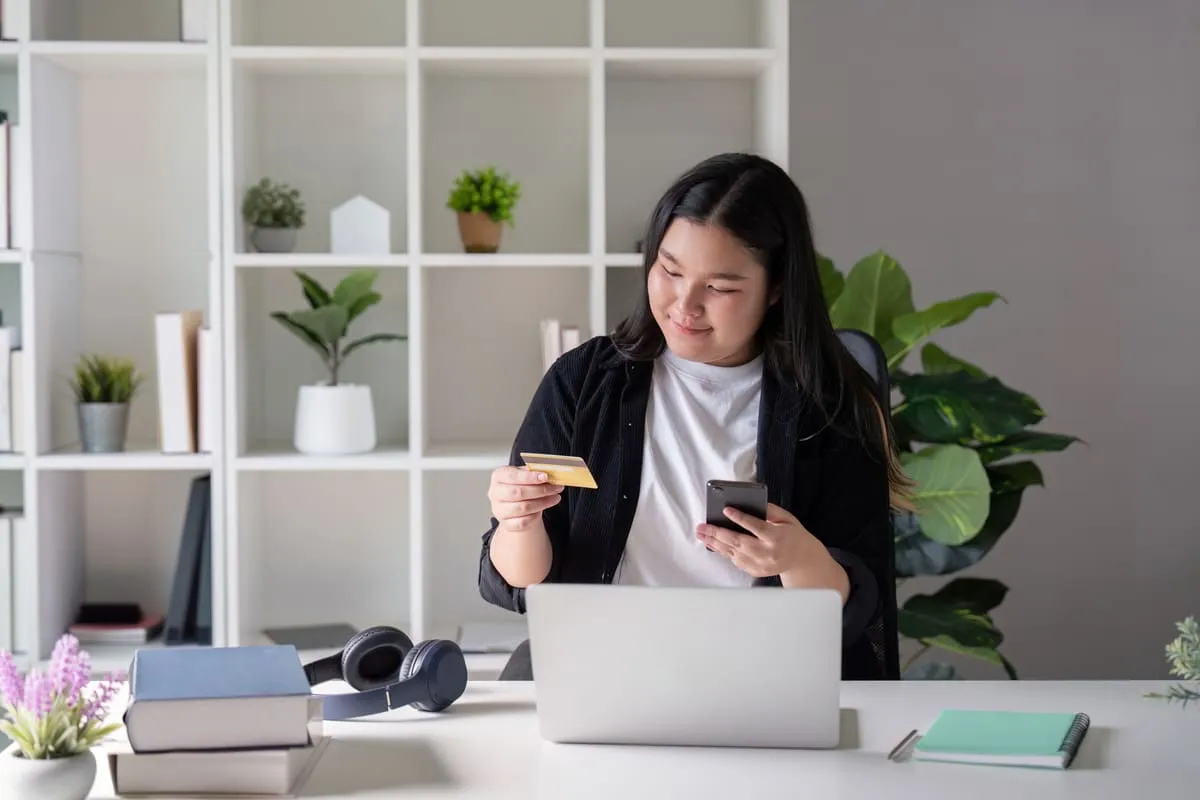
[524, 583, 843, 749]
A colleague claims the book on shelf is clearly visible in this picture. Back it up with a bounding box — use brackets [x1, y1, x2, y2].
[540, 318, 582, 373]
[68, 611, 165, 646]
[163, 473, 212, 645]
[155, 310, 217, 455]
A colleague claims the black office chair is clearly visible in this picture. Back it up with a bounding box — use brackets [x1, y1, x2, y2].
[834, 328, 901, 681]
[497, 330, 901, 682]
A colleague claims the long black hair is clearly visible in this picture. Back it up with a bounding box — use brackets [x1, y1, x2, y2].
[611, 152, 911, 508]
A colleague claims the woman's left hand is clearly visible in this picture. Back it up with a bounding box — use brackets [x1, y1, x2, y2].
[695, 502, 817, 578]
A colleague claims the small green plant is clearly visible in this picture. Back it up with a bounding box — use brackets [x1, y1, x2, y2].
[446, 166, 521, 225]
[1147, 616, 1200, 706]
[271, 269, 406, 386]
[242, 177, 305, 229]
[68, 354, 143, 404]
[0, 634, 126, 759]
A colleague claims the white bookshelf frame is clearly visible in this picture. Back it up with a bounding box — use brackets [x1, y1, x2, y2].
[6, 0, 789, 678]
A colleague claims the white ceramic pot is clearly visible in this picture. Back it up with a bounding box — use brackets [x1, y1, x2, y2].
[293, 383, 377, 455]
[0, 749, 97, 800]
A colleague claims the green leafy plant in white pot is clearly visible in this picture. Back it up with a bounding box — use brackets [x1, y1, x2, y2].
[242, 177, 306, 253]
[0, 634, 126, 800]
[272, 269, 406, 455]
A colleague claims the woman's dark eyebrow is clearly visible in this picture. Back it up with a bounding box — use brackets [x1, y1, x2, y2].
[659, 248, 747, 281]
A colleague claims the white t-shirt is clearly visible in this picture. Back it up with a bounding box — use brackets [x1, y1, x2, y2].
[614, 347, 763, 587]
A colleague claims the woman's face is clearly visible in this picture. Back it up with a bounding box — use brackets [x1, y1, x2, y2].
[648, 218, 771, 367]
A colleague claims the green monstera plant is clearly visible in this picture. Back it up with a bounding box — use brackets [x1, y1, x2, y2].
[820, 250, 1081, 680]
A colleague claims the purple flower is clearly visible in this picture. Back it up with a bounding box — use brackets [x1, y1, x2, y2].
[47, 634, 90, 706]
[82, 673, 124, 723]
[0, 650, 22, 707]
[21, 669, 52, 717]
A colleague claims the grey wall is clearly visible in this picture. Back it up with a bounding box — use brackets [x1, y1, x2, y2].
[790, 0, 1200, 679]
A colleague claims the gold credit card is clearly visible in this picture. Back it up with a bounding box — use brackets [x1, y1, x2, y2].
[519, 452, 598, 489]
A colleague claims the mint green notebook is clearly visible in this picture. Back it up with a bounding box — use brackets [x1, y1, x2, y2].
[912, 709, 1091, 769]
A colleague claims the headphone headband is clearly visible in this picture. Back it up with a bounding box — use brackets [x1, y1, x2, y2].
[303, 625, 468, 720]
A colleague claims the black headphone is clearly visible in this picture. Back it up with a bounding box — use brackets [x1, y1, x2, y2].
[302, 625, 468, 721]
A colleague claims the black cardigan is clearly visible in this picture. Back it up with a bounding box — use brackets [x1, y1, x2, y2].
[477, 335, 895, 680]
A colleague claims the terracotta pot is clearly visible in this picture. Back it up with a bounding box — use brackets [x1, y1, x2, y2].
[456, 211, 503, 253]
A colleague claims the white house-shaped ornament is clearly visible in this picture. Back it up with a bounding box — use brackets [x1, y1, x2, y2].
[330, 195, 390, 254]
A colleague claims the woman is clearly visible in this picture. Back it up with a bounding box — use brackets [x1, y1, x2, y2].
[478, 152, 911, 680]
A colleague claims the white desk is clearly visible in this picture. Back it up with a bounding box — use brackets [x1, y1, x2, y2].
[88, 679, 1199, 798]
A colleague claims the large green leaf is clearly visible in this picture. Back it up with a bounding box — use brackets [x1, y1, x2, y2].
[899, 581, 1005, 649]
[346, 290, 382, 325]
[294, 270, 331, 308]
[920, 343, 986, 377]
[828, 250, 914, 344]
[888, 292, 1003, 369]
[332, 269, 380, 309]
[289, 304, 349, 346]
[893, 459, 1042, 577]
[975, 431, 1081, 464]
[817, 252, 844, 307]
[341, 332, 407, 360]
[271, 311, 330, 361]
[901, 444, 991, 545]
[894, 371, 1045, 444]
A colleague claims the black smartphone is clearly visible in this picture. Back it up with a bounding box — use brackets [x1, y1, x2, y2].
[705, 479, 768, 536]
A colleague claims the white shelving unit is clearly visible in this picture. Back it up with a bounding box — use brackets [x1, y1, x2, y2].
[5, 0, 789, 680]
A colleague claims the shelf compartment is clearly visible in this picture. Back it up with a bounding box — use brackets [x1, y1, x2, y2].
[233, 267, 410, 461]
[423, 266, 589, 453]
[425, 470, 527, 643]
[231, 471, 412, 650]
[605, 71, 772, 254]
[421, 0, 589, 48]
[422, 70, 590, 254]
[231, 0, 406, 48]
[30, 53, 214, 456]
[230, 60, 408, 254]
[604, 0, 770, 49]
[32, 0, 207, 43]
[28, 470, 214, 667]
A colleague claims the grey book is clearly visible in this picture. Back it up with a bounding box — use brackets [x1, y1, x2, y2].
[123, 644, 313, 753]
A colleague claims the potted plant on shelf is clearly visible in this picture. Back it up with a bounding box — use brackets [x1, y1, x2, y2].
[242, 177, 306, 253]
[0, 634, 127, 800]
[271, 268, 407, 455]
[446, 166, 521, 253]
[68, 353, 144, 453]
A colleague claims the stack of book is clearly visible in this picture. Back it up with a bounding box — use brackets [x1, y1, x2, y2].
[103, 644, 327, 796]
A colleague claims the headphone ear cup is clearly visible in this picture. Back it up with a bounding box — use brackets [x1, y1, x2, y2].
[341, 625, 415, 692]
[399, 640, 469, 713]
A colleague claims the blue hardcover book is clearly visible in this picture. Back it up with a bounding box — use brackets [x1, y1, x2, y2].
[124, 645, 313, 753]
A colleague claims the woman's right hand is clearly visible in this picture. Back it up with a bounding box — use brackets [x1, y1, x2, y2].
[488, 466, 564, 532]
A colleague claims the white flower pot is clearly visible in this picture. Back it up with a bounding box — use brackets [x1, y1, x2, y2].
[293, 383, 377, 455]
[0, 749, 97, 800]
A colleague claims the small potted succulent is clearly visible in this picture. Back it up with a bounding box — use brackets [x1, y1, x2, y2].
[271, 268, 407, 455]
[0, 634, 127, 800]
[68, 353, 144, 453]
[242, 177, 306, 253]
[446, 166, 521, 253]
